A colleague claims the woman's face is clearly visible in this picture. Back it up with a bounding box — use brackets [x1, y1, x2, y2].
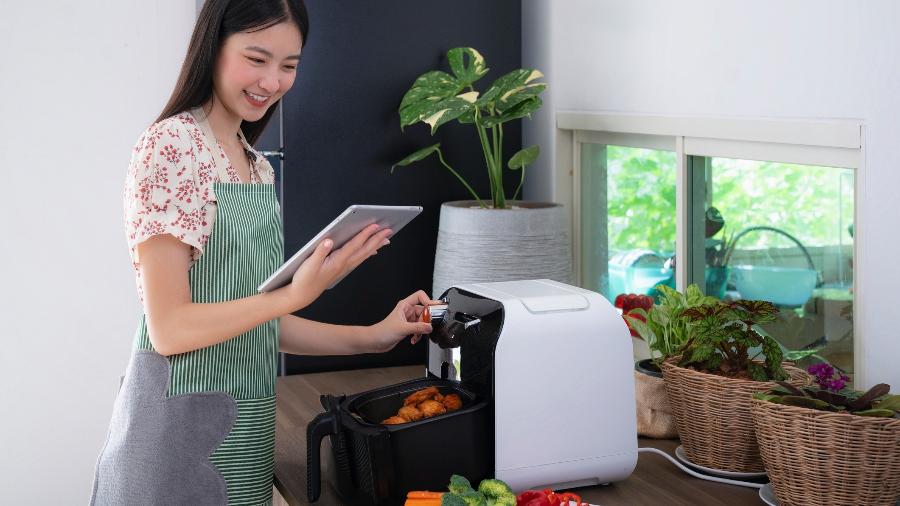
[213, 21, 303, 122]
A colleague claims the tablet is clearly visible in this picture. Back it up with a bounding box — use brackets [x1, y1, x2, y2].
[257, 204, 423, 293]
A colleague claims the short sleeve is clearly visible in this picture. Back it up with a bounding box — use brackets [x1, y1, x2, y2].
[124, 118, 212, 266]
[256, 156, 276, 184]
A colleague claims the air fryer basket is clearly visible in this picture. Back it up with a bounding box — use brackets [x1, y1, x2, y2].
[349, 379, 476, 425]
[307, 378, 492, 506]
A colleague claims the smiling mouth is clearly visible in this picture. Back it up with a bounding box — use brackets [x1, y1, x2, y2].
[244, 90, 270, 106]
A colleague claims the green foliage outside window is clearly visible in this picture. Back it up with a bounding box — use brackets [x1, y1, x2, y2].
[607, 146, 677, 254]
[606, 146, 854, 254]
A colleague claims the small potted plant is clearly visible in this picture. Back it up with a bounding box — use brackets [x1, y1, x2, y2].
[624, 284, 716, 438]
[660, 299, 809, 473]
[752, 365, 900, 506]
[392, 47, 570, 297]
[705, 227, 734, 300]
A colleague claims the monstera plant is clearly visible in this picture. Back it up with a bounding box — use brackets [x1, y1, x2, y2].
[392, 47, 546, 209]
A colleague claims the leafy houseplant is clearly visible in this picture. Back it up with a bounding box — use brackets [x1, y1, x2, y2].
[392, 47, 546, 209]
[678, 299, 787, 381]
[706, 227, 735, 268]
[751, 377, 900, 505]
[754, 380, 900, 418]
[390, 47, 569, 302]
[626, 284, 717, 368]
[660, 299, 809, 473]
[625, 284, 716, 439]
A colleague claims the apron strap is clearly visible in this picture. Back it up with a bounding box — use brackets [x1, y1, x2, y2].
[189, 107, 234, 183]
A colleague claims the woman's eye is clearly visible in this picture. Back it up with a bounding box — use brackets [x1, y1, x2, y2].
[247, 57, 265, 64]
[283, 65, 297, 71]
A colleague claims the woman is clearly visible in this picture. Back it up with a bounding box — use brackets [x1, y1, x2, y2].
[91, 1, 435, 504]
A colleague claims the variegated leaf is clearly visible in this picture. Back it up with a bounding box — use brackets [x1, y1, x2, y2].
[420, 95, 477, 134]
[399, 70, 463, 120]
[481, 96, 542, 128]
[401, 93, 475, 133]
[457, 108, 476, 124]
[478, 68, 546, 111]
[447, 47, 489, 86]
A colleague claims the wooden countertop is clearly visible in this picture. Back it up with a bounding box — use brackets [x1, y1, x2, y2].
[274, 366, 764, 506]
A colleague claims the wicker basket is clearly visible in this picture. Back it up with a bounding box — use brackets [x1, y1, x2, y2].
[661, 358, 808, 473]
[751, 397, 900, 506]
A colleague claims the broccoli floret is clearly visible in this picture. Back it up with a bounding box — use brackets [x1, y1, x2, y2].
[449, 474, 474, 495]
[458, 491, 487, 506]
[477, 479, 514, 499]
[441, 493, 468, 506]
[486, 493, 517, 506]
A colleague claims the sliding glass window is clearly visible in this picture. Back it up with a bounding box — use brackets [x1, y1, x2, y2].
[685, 157, 854, 375]
[580, 143, 676, 300]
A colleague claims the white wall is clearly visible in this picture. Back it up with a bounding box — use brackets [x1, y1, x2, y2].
[523, 0, 900, 389]
[0, 1, 195, 502]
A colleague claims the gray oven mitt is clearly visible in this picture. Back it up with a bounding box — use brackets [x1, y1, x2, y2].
[91, 350, 237, 506]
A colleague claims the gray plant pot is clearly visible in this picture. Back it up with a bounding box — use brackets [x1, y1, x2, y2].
[431, 200, 572, 297]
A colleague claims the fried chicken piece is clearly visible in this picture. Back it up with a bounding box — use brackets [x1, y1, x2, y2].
[403, 386, 439, 406]
[397, 405, 423, 422]
[417, 399, 447, 418]
[433, 393, 444, 403]
[442, 393, 462, 411]
[382, 416, 407, 425]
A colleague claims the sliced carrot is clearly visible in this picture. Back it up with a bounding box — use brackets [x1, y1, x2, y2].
[403, 498, 441, 506]
[406, 490, 444, 499]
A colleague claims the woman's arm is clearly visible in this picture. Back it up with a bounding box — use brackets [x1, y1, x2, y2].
[279, 291, 437, 355]
[278, 316, 370, 355]
[140, 223, 391, 356]
[139, 234, 296, 356]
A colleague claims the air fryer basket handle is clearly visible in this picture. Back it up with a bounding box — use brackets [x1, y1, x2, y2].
[306, 409, 337, 502]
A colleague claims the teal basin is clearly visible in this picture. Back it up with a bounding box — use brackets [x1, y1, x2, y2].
[731, 265, 817, 307]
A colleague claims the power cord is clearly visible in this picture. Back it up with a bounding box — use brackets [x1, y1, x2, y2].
[637, 447, 765, 489]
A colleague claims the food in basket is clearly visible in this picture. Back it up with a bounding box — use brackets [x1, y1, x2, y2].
[442, 393, 463, 410]
[418, 399, 447, 418]
[403, 386, 439, 406]
[382, 388, 463, 424]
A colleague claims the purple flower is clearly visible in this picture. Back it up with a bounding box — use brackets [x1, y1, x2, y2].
[807, 363, 846, 392]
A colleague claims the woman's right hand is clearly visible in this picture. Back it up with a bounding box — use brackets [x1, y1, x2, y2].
[283, 224, 392, 312]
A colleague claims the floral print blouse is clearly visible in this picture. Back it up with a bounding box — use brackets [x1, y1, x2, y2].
[124, 111, 276, 303]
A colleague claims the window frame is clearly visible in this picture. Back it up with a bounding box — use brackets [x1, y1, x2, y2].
[556, 112, 866, 383]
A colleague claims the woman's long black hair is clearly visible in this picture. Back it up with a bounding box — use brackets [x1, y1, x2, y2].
[155, 0, 309, 144]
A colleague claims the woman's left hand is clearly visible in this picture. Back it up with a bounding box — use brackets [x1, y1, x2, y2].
[368, 291, 441, 353]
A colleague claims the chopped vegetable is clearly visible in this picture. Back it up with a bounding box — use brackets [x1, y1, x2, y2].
[441, 493, 469, 506]
[408, 491, 445, 499]
[489, 493, 517, 506]
[515, 488, 589, 506]
[457, 490, 487, 506]
[449, 474, 474, 495]
[478, 479, 513, 498]
[441, 475, 517, 506]
[406, 499, 442, 506]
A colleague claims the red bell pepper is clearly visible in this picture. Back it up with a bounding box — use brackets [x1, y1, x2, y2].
[516, 489, 589, 506]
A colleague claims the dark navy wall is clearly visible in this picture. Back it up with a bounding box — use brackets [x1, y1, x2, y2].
[273, 0, 522, 374]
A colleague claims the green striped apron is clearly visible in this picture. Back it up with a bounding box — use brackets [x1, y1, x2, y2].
[92, 109, 283, 506]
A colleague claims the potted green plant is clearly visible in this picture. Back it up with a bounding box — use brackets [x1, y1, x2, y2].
[624, 284, 716, 438]
[660, 299, 809, 473]
[391, 47, 570, 298]
[705, 226, 734, 299]
[752, 365, 900, 505]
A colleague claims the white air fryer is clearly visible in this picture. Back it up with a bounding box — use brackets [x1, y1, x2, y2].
[426, 279, 638, 492]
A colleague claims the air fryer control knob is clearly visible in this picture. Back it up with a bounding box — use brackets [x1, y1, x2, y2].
[427, 307, 481, 349]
